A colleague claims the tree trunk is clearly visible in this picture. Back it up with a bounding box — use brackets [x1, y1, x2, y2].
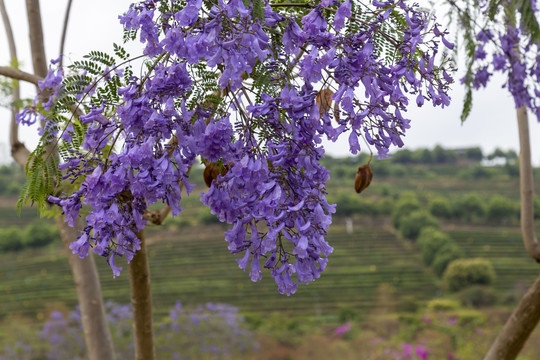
[25, 0, 47, 77]
[129, 229, 157, 360]
[56, 217, 117, 360]
[484, 107, 539, 359]
[2, 1, 117, 359]
[484, 275, 540, 360]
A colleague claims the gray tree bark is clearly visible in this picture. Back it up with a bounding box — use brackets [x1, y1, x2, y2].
[56, 217, 117, 360]
[484, 106, 540, 359]
[129, 230, 157, 360]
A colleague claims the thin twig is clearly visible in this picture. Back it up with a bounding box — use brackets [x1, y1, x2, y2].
[59, 0, 73, 68]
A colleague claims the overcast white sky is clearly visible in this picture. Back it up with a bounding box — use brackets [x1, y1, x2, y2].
[0, 0, 538, 164]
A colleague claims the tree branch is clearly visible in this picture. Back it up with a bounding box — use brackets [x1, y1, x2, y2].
[483, 107, 540, 359]
[0, 0, 30, 169]
[58, 0, 73, 68]
[0, 66, 41, 85]
[483, 275, 540, 359]
[516, 106, 540, 261]
[129, 229, 156, 360]
[25, 0, 47, 78]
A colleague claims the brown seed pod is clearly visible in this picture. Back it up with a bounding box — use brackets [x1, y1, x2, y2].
[203, 162, 229, 187]
[203, 162, 230, 187]
[316, 88, 334, 117]
[355, 163, 373, 194]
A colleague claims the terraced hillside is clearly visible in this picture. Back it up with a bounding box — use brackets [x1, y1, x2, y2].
[448, 226, 540, 292]
[0, 222, 437, 320]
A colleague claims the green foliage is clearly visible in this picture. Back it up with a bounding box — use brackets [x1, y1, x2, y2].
[452, 193, 486, 222]
[487, 195, 518, 222]
[22, 221, 59, 248]
[0, 221, 58, 252]
[443, 258, 496, 292]
[433, 145, 456, 164]
[335, 194, 379, 218]
[426, 298, 460, 312]
[457, 165, 495, 180]
[391, 149, 414, 164]
[417, 227, 453, 266]
[465, 147, 483, 161]
[398, 210, 439, 240]
[429, 197, 453, 219]
[337, 305, 361, 322]
[391, 193, 422, 229]
[432, 243, 464, 277]
[413, 148, 434, 164]
[18, 147, 61, 214]
[396, 296, 419, 313]
[0, 227, 24, 251]
[458, 285, 498, 308]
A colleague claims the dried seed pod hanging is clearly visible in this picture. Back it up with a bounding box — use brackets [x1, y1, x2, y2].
[355, 163, 373, 194]
[203, 162, 229, 187]
[316, 88, 334, 117]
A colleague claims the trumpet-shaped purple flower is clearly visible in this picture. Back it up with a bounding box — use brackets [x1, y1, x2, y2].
[24, 0, 455, 294]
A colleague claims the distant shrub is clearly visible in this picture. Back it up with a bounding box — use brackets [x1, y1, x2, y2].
[370, 159, 391, 177]
[413, 148, 433, 164]
[427, 298, 460, 312]
[417, 227, 452, 266]
[458, 286, 498, 308]
[487, 195, 518, 223]
[23, 222, 59, 248]
[391, 149, 414, 164]
[432, 243, 464, 277]
[443, 258, 496, 292]
[335, 193, 361, 217]
[429, 197, 453, 219]
[0, 227, 24, 251]
[398, 210, 439, 240]
[458, 165, 494, 180]
[337, 305, 361, 322]
[389, 164, 407, 177]
[454, 309, 487, 326]
[397, 296, 419, 313]
[379, 185, 392, 197]
[378, 198, 393, 215]
[504, 163, 519, 177]
[535, 196, 540, 220]
[335, 194, 379, 217]
[465, 147, 483, 162]
[452, 193, 486, 222]
[391, 194, 423, 229]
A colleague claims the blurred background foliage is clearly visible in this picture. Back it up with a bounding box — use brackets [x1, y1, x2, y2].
[1, 145, 540, 359]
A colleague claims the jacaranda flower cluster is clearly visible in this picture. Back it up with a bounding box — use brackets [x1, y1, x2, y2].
[21, 0, 454, 294]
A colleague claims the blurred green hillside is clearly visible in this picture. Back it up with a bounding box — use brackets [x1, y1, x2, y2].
[0, 145, 539, 324]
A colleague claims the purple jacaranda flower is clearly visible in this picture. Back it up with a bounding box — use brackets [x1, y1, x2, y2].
[176, 0, 201, 26]
[416, 91, 424, 106]
[31, 0, 456, 289]
[334, 0, 351, 31]
[475, 46, 487, 60]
